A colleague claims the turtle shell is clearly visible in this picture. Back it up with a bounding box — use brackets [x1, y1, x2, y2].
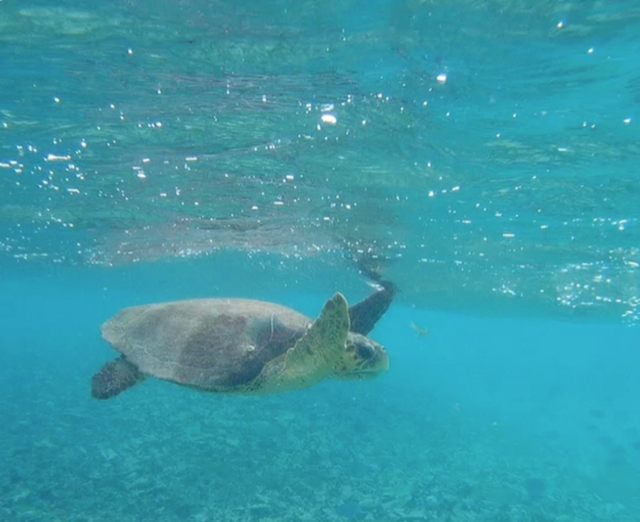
[101, 299, 311, 392]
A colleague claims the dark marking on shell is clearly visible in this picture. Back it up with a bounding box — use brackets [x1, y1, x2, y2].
[176, 313, 303, 389]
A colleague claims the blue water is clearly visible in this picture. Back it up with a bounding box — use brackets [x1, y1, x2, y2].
[2, 258, 639, 520]
[2, 0, 640, 520]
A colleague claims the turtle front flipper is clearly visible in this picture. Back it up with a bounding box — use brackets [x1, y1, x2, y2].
[91, 356, 146, 400]
[265, 292, 350, 392]
[348, 280, 396, 336]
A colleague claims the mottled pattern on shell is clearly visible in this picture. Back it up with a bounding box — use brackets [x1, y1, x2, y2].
[101, 299, 310, 392]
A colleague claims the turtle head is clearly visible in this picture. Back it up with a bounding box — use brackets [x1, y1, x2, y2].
[333, 332, 389, 380]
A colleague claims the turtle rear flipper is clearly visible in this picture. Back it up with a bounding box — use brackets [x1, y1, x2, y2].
[91, 356, 145, 399]
[264, 292, 350, 392]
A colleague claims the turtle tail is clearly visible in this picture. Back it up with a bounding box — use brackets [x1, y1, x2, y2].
[91, 356, 145, 400]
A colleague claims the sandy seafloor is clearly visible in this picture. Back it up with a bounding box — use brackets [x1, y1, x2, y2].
[1, 258, 639, 522]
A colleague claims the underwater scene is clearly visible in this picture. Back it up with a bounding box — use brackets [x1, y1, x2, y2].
[1, 0, 640, 521]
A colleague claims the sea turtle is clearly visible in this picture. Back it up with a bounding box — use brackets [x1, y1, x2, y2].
[91, 283, 395, 399]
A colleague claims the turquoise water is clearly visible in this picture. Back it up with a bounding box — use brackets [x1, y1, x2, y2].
[2, 0, 640, 520]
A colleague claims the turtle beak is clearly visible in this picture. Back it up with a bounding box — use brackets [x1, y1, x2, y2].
[377, 348, 390, 372]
